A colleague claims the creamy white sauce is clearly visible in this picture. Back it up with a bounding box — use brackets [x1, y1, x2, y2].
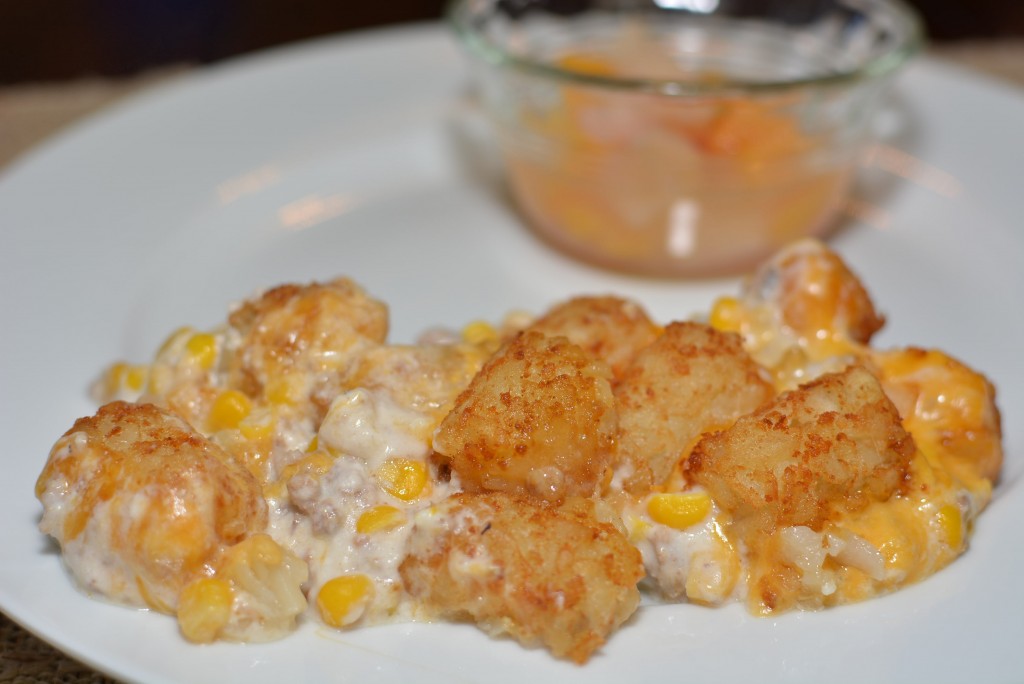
[37, 433, 149, 606]
[632, 506, 739, 605]
[318, 388, 432, 470]
[55, 498, 145, 604]
[267, 385, 459, 626]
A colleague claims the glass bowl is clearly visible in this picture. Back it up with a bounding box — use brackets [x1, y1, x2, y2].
[449, 0, 922, 278]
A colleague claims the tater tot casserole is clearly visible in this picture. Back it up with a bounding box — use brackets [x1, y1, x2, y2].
[36, 239, 1003, 663]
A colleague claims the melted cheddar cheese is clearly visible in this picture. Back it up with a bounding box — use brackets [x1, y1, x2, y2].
[704, 239, 1001, 613]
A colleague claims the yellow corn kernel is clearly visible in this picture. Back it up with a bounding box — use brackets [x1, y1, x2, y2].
[186, 332, 217, 370]
[709, 296, 743, 333]
[242, 533, 284, 564]
[265, 373, 304, 405]
[356, 505, 406, 534]
[685, 528, 740, 604]
[625, 513, 651, 544]
[125, 365, 147, 391]
[238, 410, 274, 442]
[937, 503, 964, 550]
[648, 492, 712, 530]
[157, 326, 192, 357]
[316, 574, 374, 628]
[208, 389, 252, 432]
[278, 451, 335, 484]
[103, 363, 127, 395]
[462, 320, 497, 346]
[306, 435, 319, 453]
[177, 577, 233, 643]
[146, 366, 170, 397]
[376, 458, 429, 501]
[104, 362, 148, 396]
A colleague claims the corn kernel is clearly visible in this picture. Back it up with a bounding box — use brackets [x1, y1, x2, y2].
[625, 513, 651, 544]
[937, 503, 964, 549]
[186, 333, 217, 370]
[208, 389, 252, 432]
[104, 363, 125, 396]
[356, 505, 406, 534]
[104, 362, 125, 395]
[278, 451, 335, 483]
[648, 492, 712, 530]
[146, 366, 170, 396]
[125, 365, 147, 391]
[685, 531, 740, 604]
[240, 533, 285, 564]
[376, 458, 429, 501]
[306, 435, 319, 453]
[104, 362, 148, 396]
[709, 296, 742, 333]
[462, 320, 497, 346]
[265, 373, 304, 405]
[157, 326, 192, 357]
[177, 577, 233, 643]
[238, 411, 274, 442]
[316, 574, 374, 628]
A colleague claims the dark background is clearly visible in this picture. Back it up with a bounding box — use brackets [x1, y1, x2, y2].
[2, 0, 1023, 85]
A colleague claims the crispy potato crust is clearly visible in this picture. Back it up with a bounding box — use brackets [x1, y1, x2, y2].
[685, 365, 914, 532]
[433, 331, 617, 501]
[528, 295, 661, 380]
[399, 491, 643, 663]
[615, 322, 774, 486]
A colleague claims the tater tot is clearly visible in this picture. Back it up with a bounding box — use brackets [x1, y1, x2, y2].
[685, 365, 914, 532]
[35, 401, 267, 612]
[528, 295, 661, 380]
[226, 278, 389, 419]
[872, 346, 1003, 489]
[744, 239, 885, 346]
[615, 322, 774, 486]
[399, 492, 643, 663]
[433, 331, 617, 501]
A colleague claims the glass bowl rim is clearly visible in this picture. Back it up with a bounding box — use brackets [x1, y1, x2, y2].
[447, 0, 924, 95]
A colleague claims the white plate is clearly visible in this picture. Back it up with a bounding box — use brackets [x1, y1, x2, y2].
[1, 22, 1022, 684]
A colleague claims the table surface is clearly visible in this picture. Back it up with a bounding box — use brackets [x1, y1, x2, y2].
[2, 36, 1022, 684]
